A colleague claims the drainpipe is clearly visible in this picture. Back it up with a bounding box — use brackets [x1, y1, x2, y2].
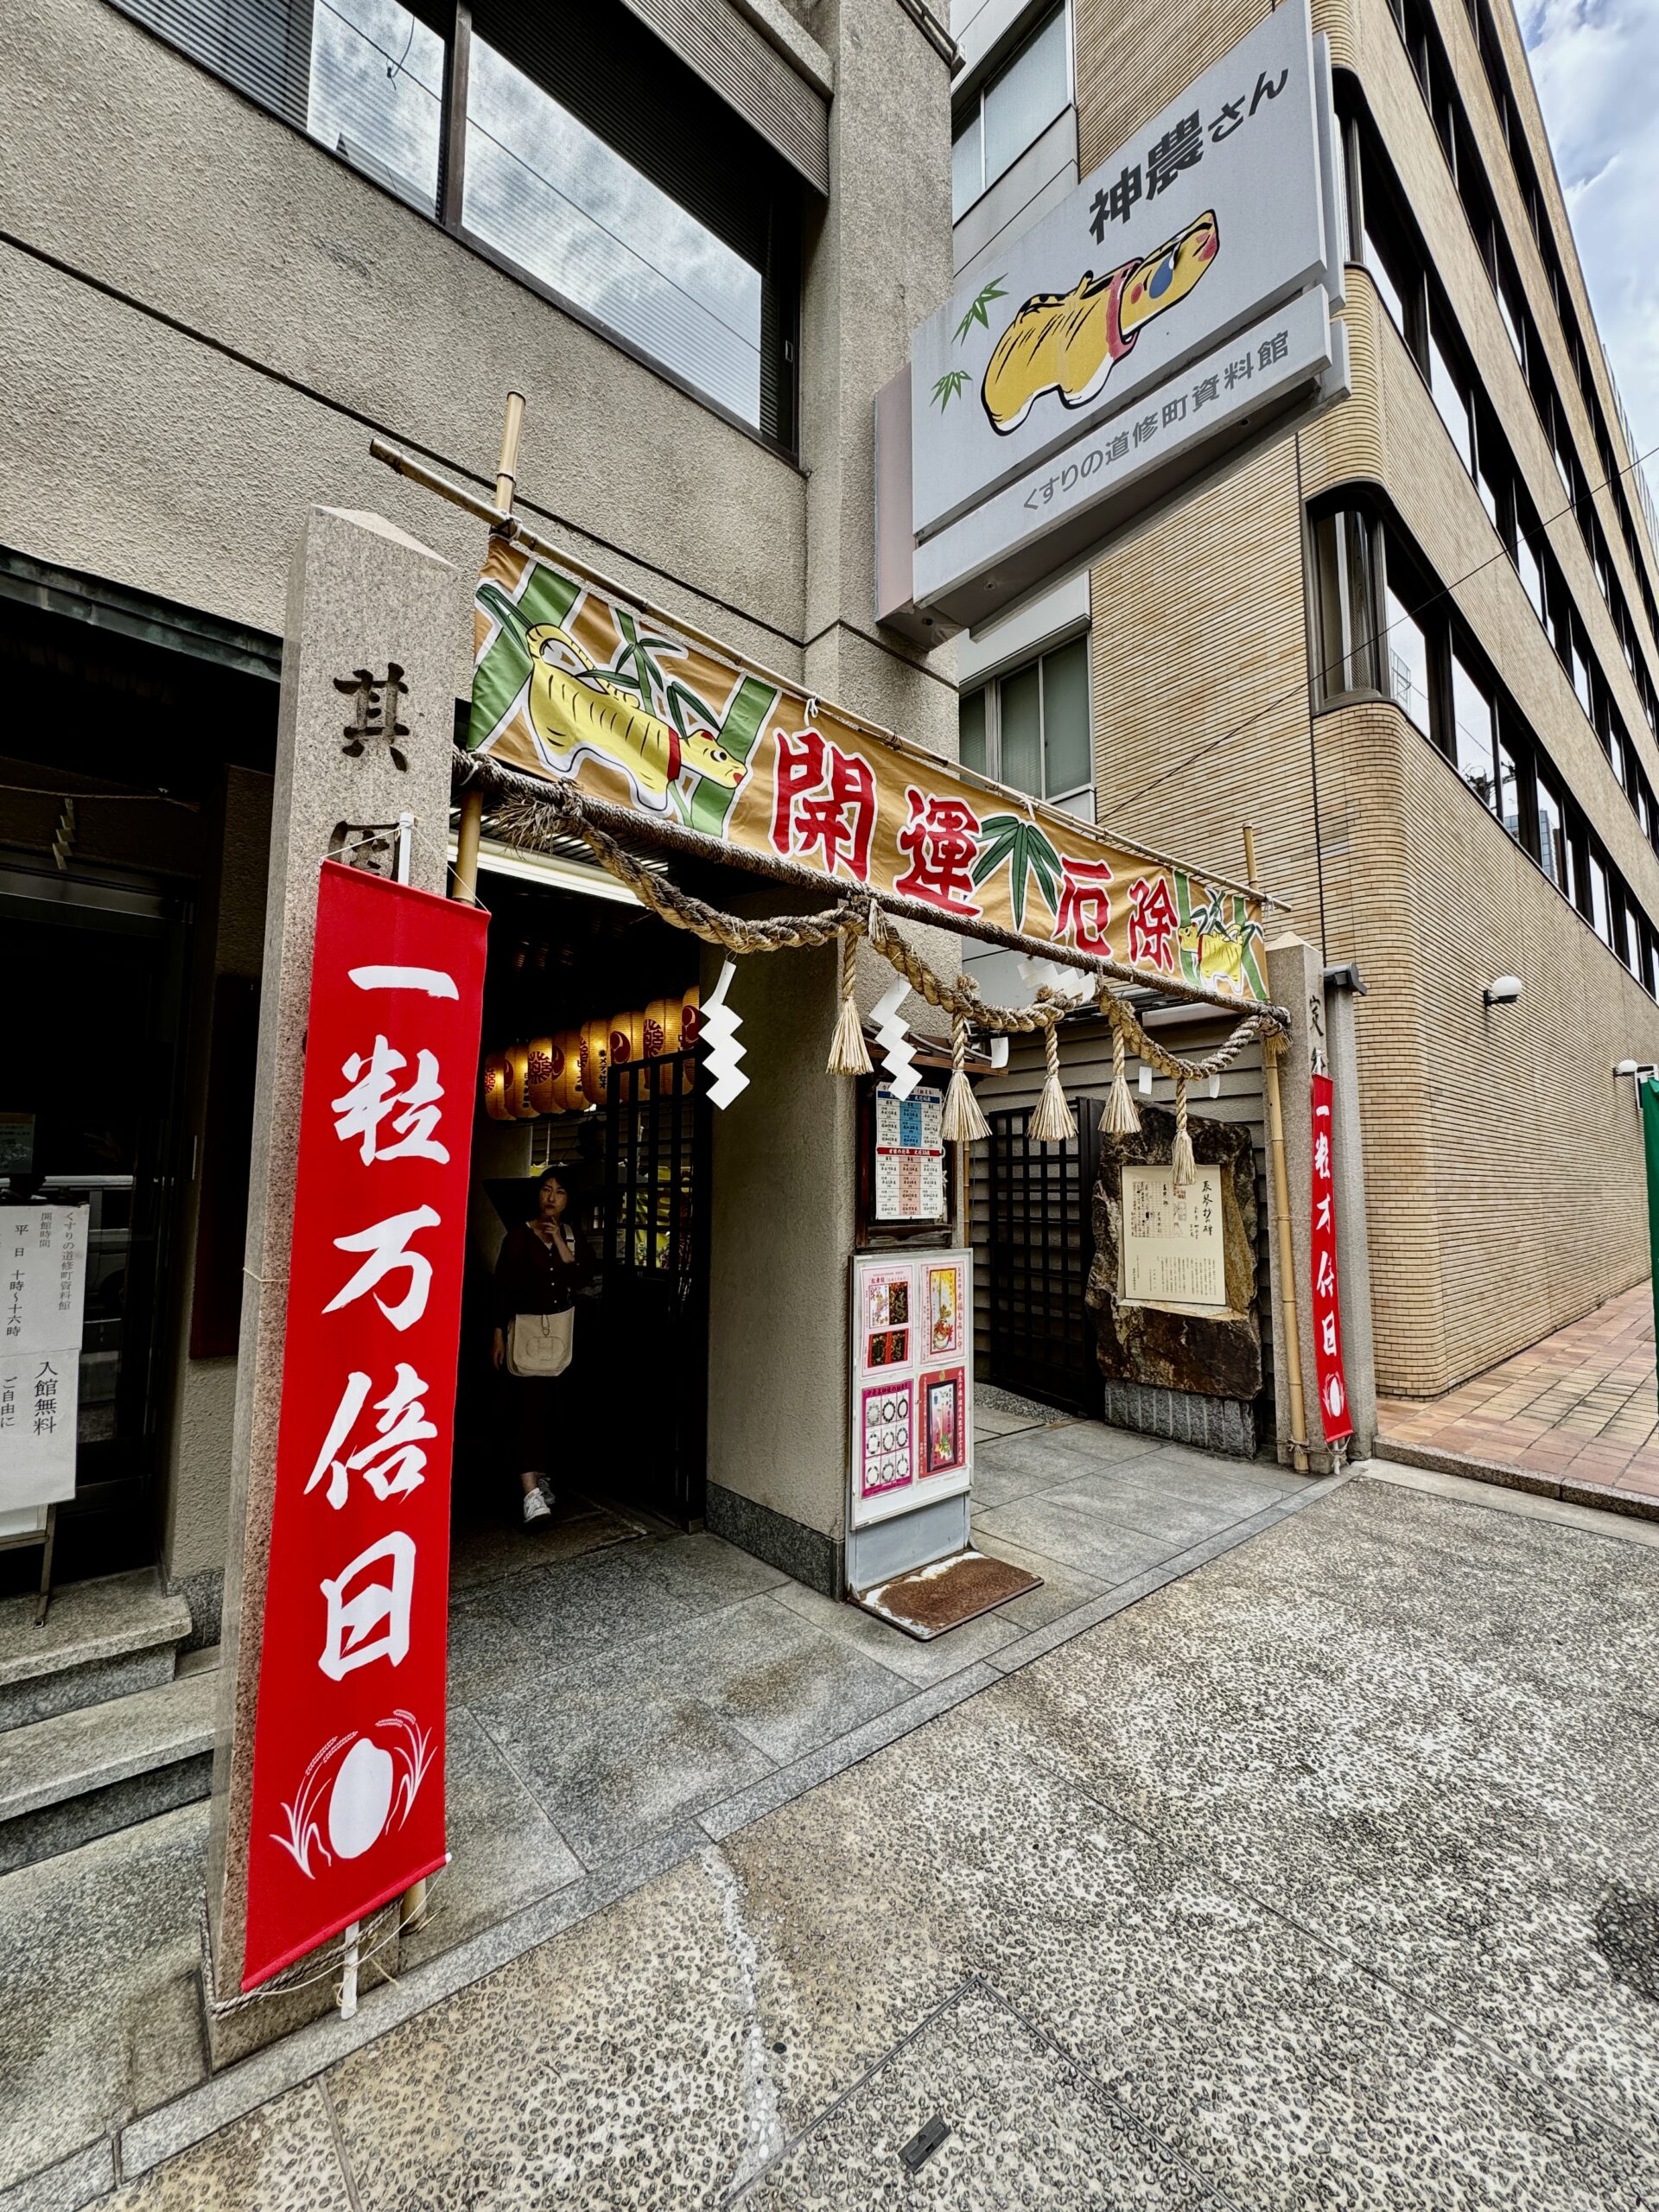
[1245, 826, 1309, 1474]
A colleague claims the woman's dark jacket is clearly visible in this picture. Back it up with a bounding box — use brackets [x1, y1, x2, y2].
[493, 1223, 594, 1325]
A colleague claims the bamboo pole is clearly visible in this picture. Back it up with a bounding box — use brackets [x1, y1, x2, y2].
[1246, 825, 1309, 1475]
[450, 394, 525, 905]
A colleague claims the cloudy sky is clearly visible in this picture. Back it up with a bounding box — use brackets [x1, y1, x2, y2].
[1519, 1, 1659, 510]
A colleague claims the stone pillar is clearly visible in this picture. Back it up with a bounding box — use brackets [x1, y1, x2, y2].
[1264, 933, 1327, 1471]
[204, 508, 467, 2047]
[1323, 966, 1377, 1459]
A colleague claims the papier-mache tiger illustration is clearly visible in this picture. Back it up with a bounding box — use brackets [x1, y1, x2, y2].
[982, 209, 1220, 435]
[474, 574, 747, 815]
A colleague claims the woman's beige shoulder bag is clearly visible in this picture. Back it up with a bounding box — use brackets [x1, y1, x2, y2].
[507, 1307, 573, 1378]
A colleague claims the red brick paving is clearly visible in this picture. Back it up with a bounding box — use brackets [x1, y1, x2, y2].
[1377, 1283, 1659, 1516]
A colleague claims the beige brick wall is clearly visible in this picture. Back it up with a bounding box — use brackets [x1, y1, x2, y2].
[1072, 0, 1659, 1396]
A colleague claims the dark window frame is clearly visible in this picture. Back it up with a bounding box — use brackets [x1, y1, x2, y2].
[110, 0, 805, 461]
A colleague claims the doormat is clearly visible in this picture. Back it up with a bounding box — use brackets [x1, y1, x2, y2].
[853, 1548, 1041, 1641]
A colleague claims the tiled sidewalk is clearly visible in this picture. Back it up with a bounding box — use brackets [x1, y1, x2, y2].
[1377, 1281, 1659, 1516]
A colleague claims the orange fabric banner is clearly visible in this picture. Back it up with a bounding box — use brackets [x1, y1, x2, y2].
[469, 539, 1268, 1001]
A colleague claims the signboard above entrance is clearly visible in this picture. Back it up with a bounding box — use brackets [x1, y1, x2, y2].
[878, 3, 1350, 639]
[469, 539, 1271, 1001]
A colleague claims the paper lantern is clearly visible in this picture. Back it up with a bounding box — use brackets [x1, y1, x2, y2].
[679, 985, 701, 1093]
[526, 1036, 560, 1116]
[607, 1008, 645, 1098]
[549, 1029, 583, 1114]
[504, 1042, 537, 1119]
[483, 1053, 512, 1122]
[644, 995, 683, 1096]
[578, 1017, 611, 1108]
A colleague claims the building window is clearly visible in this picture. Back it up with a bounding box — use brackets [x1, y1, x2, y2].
[1428, 322, 1473, 475]
[462, 3, 799, 443]
[1311, 507, 1382, 699]
[1363, 187, 1422, 361]
[1450, 646, 1497, 808]
[1587, 849, 1613, 945]
[1535, 767, 1571, 898]
[1512, 492, 1546, 626]
[1570, 624, 1592, 720]
[113, 0, 802, 451]
[959, 633, 1091, 807]
[1385, 588, 1433, 738]
[118, 0, 445, 211]
[951, 6, 1069, 221]
[1497, 729, 1521, 840]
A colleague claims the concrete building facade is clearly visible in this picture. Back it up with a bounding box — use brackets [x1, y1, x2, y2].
[950, 0, 1659, 1400]
[0, 0, 960, 1629]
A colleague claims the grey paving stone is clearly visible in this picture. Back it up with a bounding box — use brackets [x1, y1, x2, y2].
[1012, 1466, 1266, 1549]
[402, 1705, 582, 1969]
[445, 1593, 536, 1707]
[969, 1487, 1189, 1586]
[0, 1571, 188, 1689]
[104, 2084, 352, 2212]
[447, 1500, 642, 1596]
[0, 2135, 114, 2212]
[1047, 1427, 1304, 1506]
[0, 1802, 207, 2193]
[698, 1667, 1004, 1845]
[970, 1431, 1121, 1506]
[963, 1531, 1105, 1630]
[735, 1980, 1224, 2209]
[631, 1530, 793, 1615]
[769, 1581, 1020, 1683]
[0, 1669, 213, 1823]
[465, 1664, 775, 1870]
[325, 1853, 757, 2210]
[641, 1596, 913, 1764]
[488, 1540, 695, 1669]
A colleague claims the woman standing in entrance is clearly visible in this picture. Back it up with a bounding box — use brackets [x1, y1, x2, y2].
[492, 1168, 592, 1525]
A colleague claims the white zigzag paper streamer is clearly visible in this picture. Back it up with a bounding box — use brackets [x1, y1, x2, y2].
[701, 958, 749, 1110]
[872, 976, 919, 1102]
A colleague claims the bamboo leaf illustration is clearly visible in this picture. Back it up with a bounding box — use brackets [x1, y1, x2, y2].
[972, 815, 1064, 931]
[953, 276, 1007, 346]
[931, 369, 970, 411]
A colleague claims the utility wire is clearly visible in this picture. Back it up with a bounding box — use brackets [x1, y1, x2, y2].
[1113, 438, 1659, 817]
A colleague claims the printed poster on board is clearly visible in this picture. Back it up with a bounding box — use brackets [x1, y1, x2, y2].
[849, 1249, 974, 1529]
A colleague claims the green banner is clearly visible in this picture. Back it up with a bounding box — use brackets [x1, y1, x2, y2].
[1643, 1079, 1659, 1357]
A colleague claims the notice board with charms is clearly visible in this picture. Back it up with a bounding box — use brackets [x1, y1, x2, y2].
[871, 1083, 947, 1224]
[1119, 1165, 1229, 1311]
[849, 1248, 973, 1529]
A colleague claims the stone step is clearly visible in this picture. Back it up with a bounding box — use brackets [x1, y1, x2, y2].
[0, 1667, 216, 1874]
[0, 1570, 193, 1732]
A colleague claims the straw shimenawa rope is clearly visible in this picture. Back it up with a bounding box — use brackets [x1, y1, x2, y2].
[482, 777, 1286, 1150]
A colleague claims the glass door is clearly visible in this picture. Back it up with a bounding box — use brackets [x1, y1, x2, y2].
[0, 863, 192, 1580]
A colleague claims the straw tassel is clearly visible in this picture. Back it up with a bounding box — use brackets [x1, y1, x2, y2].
[1027, 1015, 1077, 1143]
[941, 1014, 991, 1144]
[1105, 1020, 1141, 1135]
[1170, 1076, 1196, 1193]
[826, 928, 873, 1076]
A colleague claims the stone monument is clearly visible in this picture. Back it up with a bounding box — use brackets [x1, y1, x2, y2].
[1084, 1106, 1262, 1456]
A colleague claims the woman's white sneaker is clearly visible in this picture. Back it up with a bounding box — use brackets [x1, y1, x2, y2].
[522, 1488, 551, 1525]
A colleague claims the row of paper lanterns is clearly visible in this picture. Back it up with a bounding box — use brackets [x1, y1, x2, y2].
[483, 986, 702, 1120]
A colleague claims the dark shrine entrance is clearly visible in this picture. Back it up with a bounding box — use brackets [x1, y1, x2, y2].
[459, 847, 711, 1535]
[982, 1098, 1104, 1419]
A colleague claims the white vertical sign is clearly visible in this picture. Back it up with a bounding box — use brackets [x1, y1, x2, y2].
[1, 1205, 87, 1508]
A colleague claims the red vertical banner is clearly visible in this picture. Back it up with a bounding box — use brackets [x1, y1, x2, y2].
[244, 861, 486, 1990]
[1308, 1069, 1353, 1446]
